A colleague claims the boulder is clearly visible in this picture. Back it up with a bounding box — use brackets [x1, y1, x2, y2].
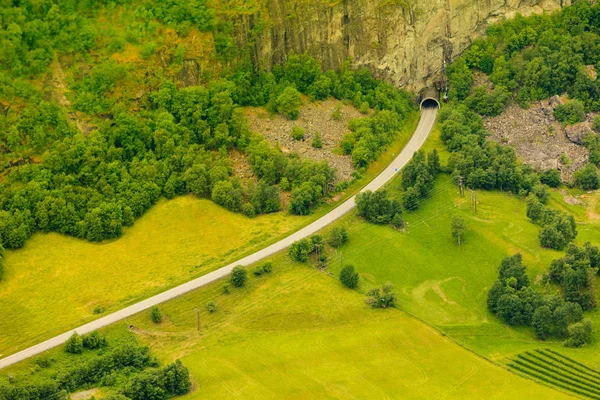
[564, 122, 593, 145]
[548, 95, 563, 109]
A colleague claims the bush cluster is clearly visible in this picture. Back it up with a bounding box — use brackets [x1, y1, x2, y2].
[121, 360, 191, 400]
[366, 283, 397, 308]
[253, 261, 273, 276]
[526, 195, 578, 250]
[356, 190, 403, 228]
[401, 149, 440, 210]
[487, 253, 594, 345]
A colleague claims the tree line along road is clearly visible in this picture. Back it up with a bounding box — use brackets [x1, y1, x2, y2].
[0, 105, 438, 370]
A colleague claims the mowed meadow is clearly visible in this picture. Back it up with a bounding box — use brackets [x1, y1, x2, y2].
[3, 259, 573, 399]
[0, 197, 304, 357]
[328, 131, 600, 371]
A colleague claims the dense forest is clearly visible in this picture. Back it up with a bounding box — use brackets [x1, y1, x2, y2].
[0, 1, 415, 251]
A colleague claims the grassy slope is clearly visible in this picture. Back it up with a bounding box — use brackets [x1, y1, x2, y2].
[0, 110, 418, 358]
[0, 197, 302, 357]
[2, 260, 572, 399]
[330, 128, 600, 368]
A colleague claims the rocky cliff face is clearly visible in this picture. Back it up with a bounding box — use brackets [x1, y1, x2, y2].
[235, 0, 569, 92]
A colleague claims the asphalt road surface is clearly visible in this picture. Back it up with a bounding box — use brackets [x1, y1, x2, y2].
[0, 105, 438, 370]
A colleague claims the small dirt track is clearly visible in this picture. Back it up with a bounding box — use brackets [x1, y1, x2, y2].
[0, 106, 438, 369]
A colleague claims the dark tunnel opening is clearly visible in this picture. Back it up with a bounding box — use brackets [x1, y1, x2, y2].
[420, 98, 440, 109]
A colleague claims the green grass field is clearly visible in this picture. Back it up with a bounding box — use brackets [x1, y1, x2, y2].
[0, 197, 305, 357]
[0, 112, 418, 358]
[1, 259, 573, 399]
[326, 129, 600, 370]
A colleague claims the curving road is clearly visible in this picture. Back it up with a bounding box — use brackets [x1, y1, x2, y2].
[0, 106, 437, 370]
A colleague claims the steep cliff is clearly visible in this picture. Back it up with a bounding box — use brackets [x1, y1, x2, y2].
[234, 0, 569, 91]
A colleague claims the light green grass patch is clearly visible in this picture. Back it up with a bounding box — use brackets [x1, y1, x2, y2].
[2, 258, 571, 399]
[0, 197, 303, 357]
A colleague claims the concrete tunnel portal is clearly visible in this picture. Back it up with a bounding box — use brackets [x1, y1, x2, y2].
[419, 87, 441, 110]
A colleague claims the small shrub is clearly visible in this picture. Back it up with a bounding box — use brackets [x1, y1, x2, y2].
[206, 301, 216, 313]
[82, 331, 108, 350]
[366, 283, 397, 308]
[331, 105, 342, 121]
[280, 177, 291, 191]
[359, 101, 369, 114]
[223, 283, 231, 294]
[593, 116, 600, 133]
[291, 126, 305, 141]
[318, 254, 328, 268]
[327, 226, 348, 248]
[554, 100, 585, 125]
[560, 153, 571, 165]
[312, 132, 322, 148]
[65, 332, 84, 354]
[35, 356, 52, 368]
[230, 266, 247, 287]
[253, 266, 264, 276]
[340, 265, 359, 289]
[151, 306, 162, 324]
[262, 261, 273, 273]
[254, 261, 273, 276]
[277, 86, 302, 120]
[93, 305, 105, 315]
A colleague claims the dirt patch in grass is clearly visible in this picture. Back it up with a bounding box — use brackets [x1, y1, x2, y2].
[244, 99, 365, 182]
[484, 100, 588, 182]
[71, 388, 102, 400]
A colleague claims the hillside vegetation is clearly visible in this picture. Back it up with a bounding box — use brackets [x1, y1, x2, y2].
[0, 1, 415, 252]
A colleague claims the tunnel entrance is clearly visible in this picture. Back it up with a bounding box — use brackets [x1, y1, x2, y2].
[419, 87, 440, 110]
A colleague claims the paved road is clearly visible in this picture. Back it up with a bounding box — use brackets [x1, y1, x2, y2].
[0, 106, 438, 370]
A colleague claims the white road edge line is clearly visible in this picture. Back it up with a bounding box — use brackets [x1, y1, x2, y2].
[0, 107, 438, 369]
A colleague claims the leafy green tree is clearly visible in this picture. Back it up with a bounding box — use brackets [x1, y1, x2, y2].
[447, 58, 474, 100]
[339, 265, 359, 289]
[526, 195, 544, 223]
[575, 163, 599, 190]
[289, 239, 315, 262]
[356, 190, 402, 226]
[366, 283, 397, 308]
[65, 333, 84, 354]
[277, 86, 302, 120]
[327, 226, 348, 248]
[290, 182, 320, 215]
[564, 320, 593, 347]
[230, 266, 247, 287]
[532, 305, 553, 340]
[151, 306, 162, 324]
[161, 360, 192, 396]
[121, 370, 166, 400]
[212, 180, 243, 212]
[540, 169, 561, 188]
[451, 215, 467, 246]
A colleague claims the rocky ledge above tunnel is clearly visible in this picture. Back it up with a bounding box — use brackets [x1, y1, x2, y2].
[419, 87, 440, 109]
